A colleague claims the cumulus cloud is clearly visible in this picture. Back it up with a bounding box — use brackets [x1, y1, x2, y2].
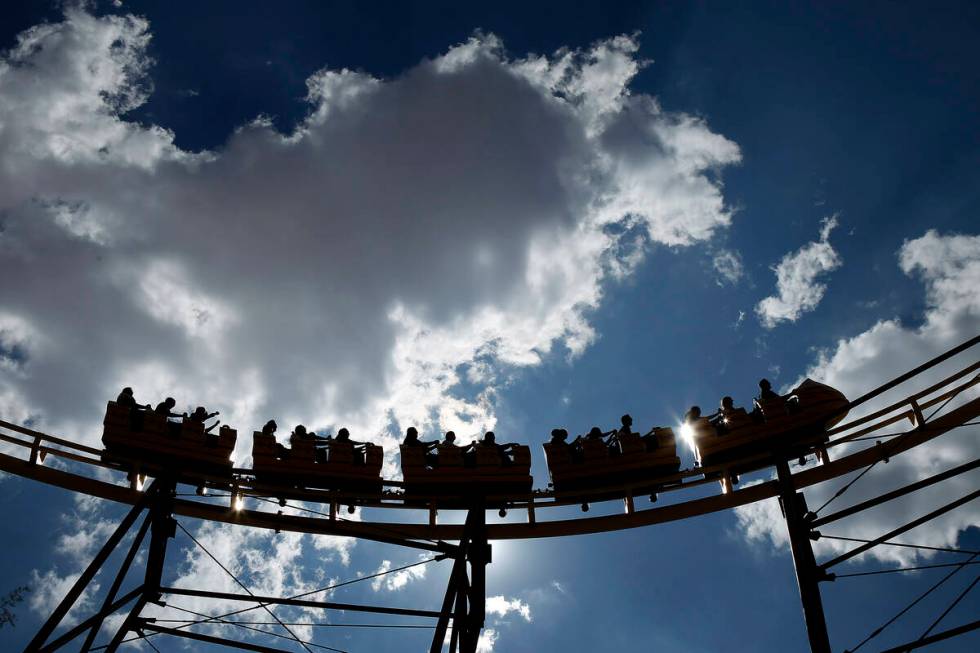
[755, 215, 842, 328]
[0, 8, 740, 469]
[486, 595, 532, 621]
[2, 10, 742, 649]
[736, 229, 980, 566]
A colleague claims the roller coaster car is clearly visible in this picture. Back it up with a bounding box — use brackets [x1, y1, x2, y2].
[251, 433, 383, 493]
[399, 444, 533, 504]
[693, 379, 848, 474]
[101, 402, 236, 476]
[543, 429, 681, 500]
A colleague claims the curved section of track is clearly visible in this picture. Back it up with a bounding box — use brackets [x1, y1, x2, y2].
[1, 337, 978, 543]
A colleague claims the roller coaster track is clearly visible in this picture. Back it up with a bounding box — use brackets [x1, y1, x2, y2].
[2, 334, 980, 653]
[1, 335, 979, 543]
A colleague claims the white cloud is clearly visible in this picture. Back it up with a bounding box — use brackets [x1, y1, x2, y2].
[0, 9, 740, 469]
[443, 625, 502, 653]
[0, 8, 183, 169]
[129, 259, 238, 340]
[0, 312, 38, 374]
[756, 215, 842, 328]
[27, 568, 99, 627]
[54, 495, 118, 566]
[736, 230, 980, 565]
[1, 14, 741, 648]
[486, 595, 532, 622]
[142, 520, 333, 644]
[476, 627, 499, 653]
[310, 533, 356, 566]
[712, 248, 744, 285]
[370, 556, 428, 592]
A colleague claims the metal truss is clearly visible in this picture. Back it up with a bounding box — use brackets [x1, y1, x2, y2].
[23, 479, 489, 653]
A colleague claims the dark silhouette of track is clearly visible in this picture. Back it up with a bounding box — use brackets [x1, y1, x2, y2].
[1, 335, 978, 544]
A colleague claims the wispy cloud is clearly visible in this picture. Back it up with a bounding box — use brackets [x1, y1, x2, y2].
[712, 249, 744, 285]
[370, 556, 429, 592]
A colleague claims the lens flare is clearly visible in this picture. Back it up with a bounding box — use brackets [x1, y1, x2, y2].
[678, 423, 697, 454]
[233, 494, 245, 511]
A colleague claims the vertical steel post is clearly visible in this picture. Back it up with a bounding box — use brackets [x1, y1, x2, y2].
[431, 553, 466, 653]
[466, 507, 487, 653]
[104, 478, 176, 653]
[431, 503, 490, 653]
[457, 503, 488, 653]
[776, 459, 831, 653]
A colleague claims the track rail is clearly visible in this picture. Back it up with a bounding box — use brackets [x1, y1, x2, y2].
[1, 337, 978, 542]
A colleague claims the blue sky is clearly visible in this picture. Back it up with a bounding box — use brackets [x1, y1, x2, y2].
[1, 1, 979, 652]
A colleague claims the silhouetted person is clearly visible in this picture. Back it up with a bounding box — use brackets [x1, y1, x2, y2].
[758, 379, 779, 400]
[403, 427, 431, 447]
[684, 405, 702, 424]
[469, 431, 514, 465]
[549, 428, 569, 446]
[190, 406, 219, 422]
[611, 414, 637, 454]
[262, 420, 285, 458]
[189, 406, 220, 433]
[404, 426, 436, 464]
[154, 397, 182, 419]
[711, 396, 741, 433]
[618, 414, 635, 436]
[116, 387, 149, 410]
[117, 387, 136, 408]
[153, 397, 183, 438]
[118, 387, 149, 430]
[429, 431, 460, 467]
[291, 424, 313, 444]
[572, 426, 608, 461]
[550, 427, 577, 459]
[571, 426, 606, 451]
[710, 397, 731, 424]
[331, 427, 366, 464]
